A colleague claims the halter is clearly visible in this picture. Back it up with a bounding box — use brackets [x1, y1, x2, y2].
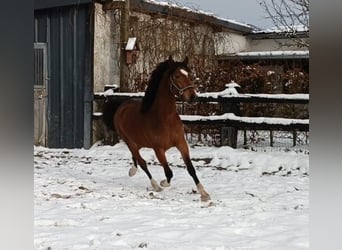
[169, 74, 196, 96]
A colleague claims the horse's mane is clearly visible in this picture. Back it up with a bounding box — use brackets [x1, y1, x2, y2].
[141, 59, 188, 113]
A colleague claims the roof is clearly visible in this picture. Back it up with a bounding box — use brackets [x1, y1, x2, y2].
[35, 0, 254, 34]
[104, 0, 254, 35]
[249, 25, 309, 39]
[144, 0, 253, 31]
[34, 0, 95, 9]
[218, 50, 309, 60]
[255, 25, 308, 33]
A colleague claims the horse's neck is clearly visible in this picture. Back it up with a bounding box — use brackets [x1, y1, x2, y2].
[153, 75, 177, 116]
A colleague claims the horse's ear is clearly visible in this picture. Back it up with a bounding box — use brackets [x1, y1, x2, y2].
[168, 55, 174, 63]
[183, 56, 189, 65]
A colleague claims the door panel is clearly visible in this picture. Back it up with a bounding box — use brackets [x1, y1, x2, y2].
[34, 43, 48, 146]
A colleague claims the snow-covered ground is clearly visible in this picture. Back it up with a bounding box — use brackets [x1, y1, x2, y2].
[34, 142, 309, 249]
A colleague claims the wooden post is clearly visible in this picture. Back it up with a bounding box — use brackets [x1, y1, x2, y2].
[221, 83, 240, 148]
[120, 0, 130, 92]
[270, 130, 274, 147]
[293, 130, 297, 146]
[221, 102, 239, 148]
[221, 125, 237, 148]
[243, 129, 247, 146]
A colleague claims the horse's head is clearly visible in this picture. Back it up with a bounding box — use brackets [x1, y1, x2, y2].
[168, 56, 197, 104]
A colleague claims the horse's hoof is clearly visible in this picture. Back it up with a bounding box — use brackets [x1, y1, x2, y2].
[201, 194, 211, 202]
[128, 167, 137, 177]
[151, 179, 163, 192]
[196, 183, 211, 202]
[160, 179, 171, 187]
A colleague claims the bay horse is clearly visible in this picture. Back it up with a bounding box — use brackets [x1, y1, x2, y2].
[104, 56, 210, 202]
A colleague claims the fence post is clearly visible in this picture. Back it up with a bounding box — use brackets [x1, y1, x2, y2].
[102, 85, 120, 145]
[221, 82, 240, 148]
[243, 129, 247, 146]
[293, 130, 297, 147]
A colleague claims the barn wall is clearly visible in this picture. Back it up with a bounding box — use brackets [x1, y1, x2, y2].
[34, 4, 94, 148]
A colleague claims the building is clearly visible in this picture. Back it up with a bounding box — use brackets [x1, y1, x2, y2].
[34, 0, 95, 148]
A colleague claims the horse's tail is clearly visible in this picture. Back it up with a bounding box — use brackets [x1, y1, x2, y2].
[102, 99, 122, 131]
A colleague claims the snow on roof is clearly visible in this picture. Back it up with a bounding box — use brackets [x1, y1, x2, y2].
[222, 50, 309, 60]
[142, 0, 254, 31]
[237, 50, 309, 57]
[254, 24, 308, 34]
[144, 0, 181, 8]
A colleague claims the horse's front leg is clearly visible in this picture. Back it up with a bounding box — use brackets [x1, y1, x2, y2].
[176, 141, 211, 202]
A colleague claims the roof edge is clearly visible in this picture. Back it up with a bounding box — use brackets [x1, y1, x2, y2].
[104, 0, 254, 34]
[248, 31, 309, 40]
[34, 0, 104, 10]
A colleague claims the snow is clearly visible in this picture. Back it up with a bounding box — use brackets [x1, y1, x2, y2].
[225, 82, 240, 89]
[34, 142, 309, 249]
[126, 37, 137, 51]
[254, 25, 309, 34]
[197, 91, 309, 100]
[96, 89, 309, 101]
[105, 84, 119, 90]
[98, 89, 145, 98]
[234, 50, 309, 58]
[220, 87, 238, 96]
[92, 112, 103, 117]
[143, 0, 253, 30]
[180, 113, 309, 126]
[220, 82, 240, 96]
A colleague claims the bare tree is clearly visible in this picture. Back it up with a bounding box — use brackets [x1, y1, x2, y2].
[259, 0, 309, 49]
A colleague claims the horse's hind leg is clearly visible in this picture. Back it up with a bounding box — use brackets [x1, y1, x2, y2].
[154, 149, 173, 187]
[128, 157, 138, 177]
[126, 143, 162, 192]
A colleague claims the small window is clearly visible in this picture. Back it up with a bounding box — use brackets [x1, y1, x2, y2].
[34, 43, 47, 86]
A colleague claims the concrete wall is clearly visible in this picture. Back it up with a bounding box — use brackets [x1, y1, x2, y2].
[214, 31, 249, 55]
[247, 37, 309, 52]
[93, 3, 120, 92]
[128, 13, 216, 63]
[125, 12, 252, 89]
